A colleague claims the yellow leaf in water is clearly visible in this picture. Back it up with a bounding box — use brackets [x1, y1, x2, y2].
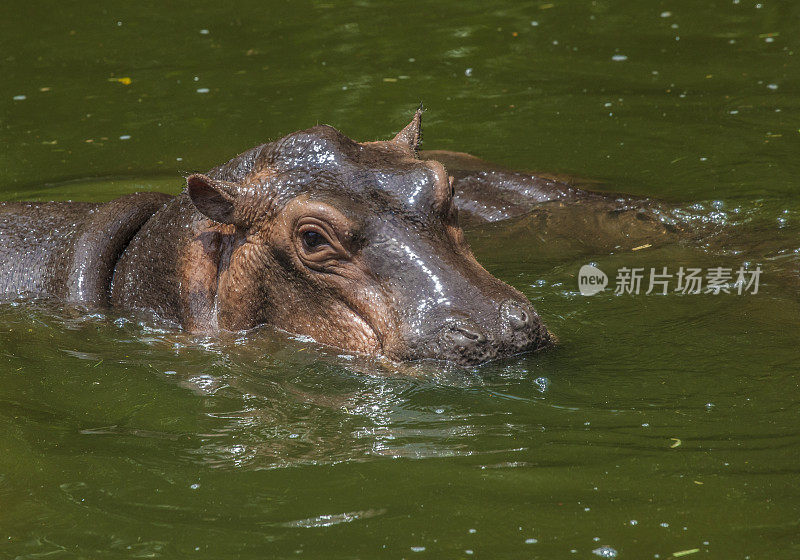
[672, 548, 700, 557]
[632, 244, 651, 251]
[670, 437, 681, 448]
[108, 77, 132, 85]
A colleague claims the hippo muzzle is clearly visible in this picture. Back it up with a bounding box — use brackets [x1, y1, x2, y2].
[361, 227, 552, 365]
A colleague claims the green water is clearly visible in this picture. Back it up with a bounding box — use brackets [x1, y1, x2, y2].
[1, 1, 798, 558]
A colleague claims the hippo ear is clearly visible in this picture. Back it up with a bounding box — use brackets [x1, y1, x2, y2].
[186, 174, 238, 225]
[392, 105, 423, 155]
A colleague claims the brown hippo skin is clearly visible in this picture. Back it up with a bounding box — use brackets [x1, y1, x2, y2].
[0, 110, 641, 365]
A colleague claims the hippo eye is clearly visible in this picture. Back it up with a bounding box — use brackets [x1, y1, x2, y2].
[302, 230, 328, 250]
[294, 214, 350, 270]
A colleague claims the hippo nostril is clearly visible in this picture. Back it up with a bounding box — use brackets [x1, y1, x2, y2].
[454, 325, 486, 343]
[444, 323, 488, 350]
[501, 300, 532, 331]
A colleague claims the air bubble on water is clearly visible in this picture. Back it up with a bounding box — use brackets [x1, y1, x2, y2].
[13, 95, 26, 101]
[468, 528, 477, 534]
[190, 483, 200, 490]
[612, 54, 628, 61]
[465, 68, 473, 77]
[593, 536, 600, 540]
[533, 377, 549, 392]
[531, 21, 539, 26]
[197, 88, 210, 93]
[592, 546, 618, 558]
[660, 11, 672, 17]
[465, 551, 473, 555]
[630, 519, 638, 525]
[119, 135, 131, 140]
[525, 538, 538, 544]
[767, 83, 778, 90]
[660, 522, 669, 528]
[410, 546, 425, 552]
[705, 402, 715, 409]
[200, 29, 209, 35]
[642, 423, 650, 427]
[435, 408, 444, 414]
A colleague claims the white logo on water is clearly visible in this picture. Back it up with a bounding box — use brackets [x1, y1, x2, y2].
[578, 264, 608, 296]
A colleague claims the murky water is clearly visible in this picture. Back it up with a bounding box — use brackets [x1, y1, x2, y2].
[1, 1, 798, 558]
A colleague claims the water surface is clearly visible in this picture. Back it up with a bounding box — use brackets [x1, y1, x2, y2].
[1, 1, 798, 558]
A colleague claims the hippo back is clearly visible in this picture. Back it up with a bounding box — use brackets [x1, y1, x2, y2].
[0, 192, 172, 305]
[0, 201, 98, 297]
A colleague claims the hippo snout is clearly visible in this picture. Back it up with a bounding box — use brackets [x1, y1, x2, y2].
[433, 299, 550, 365]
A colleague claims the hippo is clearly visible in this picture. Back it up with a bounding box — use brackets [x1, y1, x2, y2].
[0, 110, 669, 364]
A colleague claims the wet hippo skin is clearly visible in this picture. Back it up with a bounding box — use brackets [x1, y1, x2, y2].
[0, 110, 667, 365]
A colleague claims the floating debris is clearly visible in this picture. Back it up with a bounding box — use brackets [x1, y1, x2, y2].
[109, 77, 132, 85]
[672, 549, 700, 557]
[670, 438, 682, 448]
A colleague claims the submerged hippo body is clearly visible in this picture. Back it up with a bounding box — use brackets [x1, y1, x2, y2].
[0, 110, 658, 364]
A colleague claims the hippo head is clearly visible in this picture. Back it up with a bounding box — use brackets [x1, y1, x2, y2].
[185, 110, 552, 365]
